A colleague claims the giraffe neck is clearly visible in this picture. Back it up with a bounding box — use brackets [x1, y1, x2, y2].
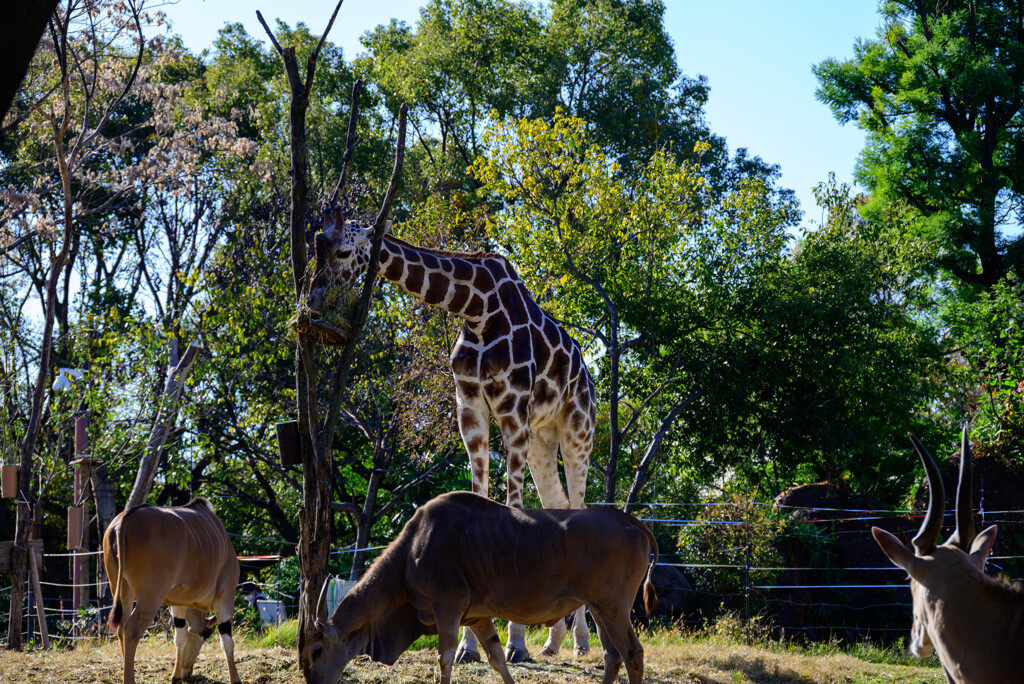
[376, 235, 511, 323]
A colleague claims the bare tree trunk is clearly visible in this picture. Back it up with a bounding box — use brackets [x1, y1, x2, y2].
[124, 341, 202, 510]
[258, 0, 406, 654]
[257, 2, 344, 654]
[623, 389, 703, 515]
[7, 93, 75, 649]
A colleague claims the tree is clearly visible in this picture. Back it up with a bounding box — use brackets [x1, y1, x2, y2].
[472, 113, 798, 504]
[0, 0, 151, 648]
[360, 0, 781, 202]
[814, 0, 1024, 289]
[701, 177, 947, 498]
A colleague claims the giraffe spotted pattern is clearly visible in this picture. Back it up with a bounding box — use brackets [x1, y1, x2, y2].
[309, 215, 596, 660]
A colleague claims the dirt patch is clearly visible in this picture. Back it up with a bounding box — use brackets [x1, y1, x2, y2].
[0, 638, 944, 684]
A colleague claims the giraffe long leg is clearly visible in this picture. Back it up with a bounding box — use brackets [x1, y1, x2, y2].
[557, 392, 596, 657]
[455, 388, 490, 664]
[524, 425, 574, 658]
[560, 387, 594, 512]
[496, 402, 536, 663]
[526, 426, 570, 510]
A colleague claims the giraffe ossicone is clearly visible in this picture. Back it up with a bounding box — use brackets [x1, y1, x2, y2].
[310, 216, 596, 661]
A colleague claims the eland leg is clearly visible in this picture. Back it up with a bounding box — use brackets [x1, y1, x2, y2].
[465, 618, 515, 684]
[120, 595, 162, 684]
[434, 609, 465, 684]
[591, 607, 644, 684]
[213, 593, 242, 684]
[170, 606, 194, 683]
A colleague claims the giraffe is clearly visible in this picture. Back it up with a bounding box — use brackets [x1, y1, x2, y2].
[307, 213, 596, 662]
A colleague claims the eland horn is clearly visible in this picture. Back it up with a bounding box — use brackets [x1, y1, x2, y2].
[949, 425, 976, 550]
[909, 433, 945, 556]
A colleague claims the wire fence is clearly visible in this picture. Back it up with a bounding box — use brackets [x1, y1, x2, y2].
[2, 499, 1021, 647]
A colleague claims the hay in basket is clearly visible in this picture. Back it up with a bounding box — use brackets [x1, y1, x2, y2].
[291, 282, 360, 346]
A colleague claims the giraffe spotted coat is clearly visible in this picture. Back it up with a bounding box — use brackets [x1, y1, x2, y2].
[308, 216, 596, 660]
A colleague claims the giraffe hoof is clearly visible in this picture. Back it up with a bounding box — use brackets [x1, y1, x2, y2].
[455, 646, 481, 664]
[538, 646, 558, 657]
[504, 645, 531, 663]
[573, 645, 589, 658]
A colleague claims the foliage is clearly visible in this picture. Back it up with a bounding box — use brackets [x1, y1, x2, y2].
[944, 274, 1024, 457]
[473, 111, 804, 502]
[675, 177, 949, 500]
[814, 0, 1024, 289]
[675, 491, 788, 620]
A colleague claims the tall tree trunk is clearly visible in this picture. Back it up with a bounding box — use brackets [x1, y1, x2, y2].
[256, 6, 340, 652]
[90, 460, 118, 608]
[7, 102, 74, 649]
[124, 341, 202, 510]
[258, 0, 406, 654]
[603, 342, 622, 504]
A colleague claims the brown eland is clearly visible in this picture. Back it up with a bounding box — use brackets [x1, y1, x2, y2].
[103, 497, 241, 684]
[872, 428, 1024, 684]
[299, 491, 658, 684]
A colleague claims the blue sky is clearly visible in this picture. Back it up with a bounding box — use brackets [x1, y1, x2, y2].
[161, 0, 883, 228]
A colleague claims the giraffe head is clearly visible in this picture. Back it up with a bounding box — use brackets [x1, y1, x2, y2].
[307, 213, 375, 311]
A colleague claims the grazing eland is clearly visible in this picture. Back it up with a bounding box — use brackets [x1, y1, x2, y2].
[103, 497, 241, 684]
[872, 428, 1024, 684]
[299, 491, 658, 684]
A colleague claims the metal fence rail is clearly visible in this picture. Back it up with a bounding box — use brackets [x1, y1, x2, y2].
[1, 501, 1020, 646]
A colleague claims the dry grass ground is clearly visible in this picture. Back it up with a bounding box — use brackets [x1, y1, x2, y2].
[0, 636, 944, 684]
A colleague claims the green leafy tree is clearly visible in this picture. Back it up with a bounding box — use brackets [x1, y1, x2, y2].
[361, 0, 789, 203]
[945, 274, 1024, 458]
[814, 0, 1024, 288]
[706, 178, 948, 498]
[472, 113, 798, 504]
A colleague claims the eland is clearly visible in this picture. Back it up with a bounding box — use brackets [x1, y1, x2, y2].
[872, 428, 1024, 684]
[299, 491, 658, 684]
[102, 497, 241, 684]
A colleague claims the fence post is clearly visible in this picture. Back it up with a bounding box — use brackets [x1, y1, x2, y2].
[744, 490, 752, 645]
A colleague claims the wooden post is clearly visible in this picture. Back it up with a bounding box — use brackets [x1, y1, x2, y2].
[29, 549, 48, 648]
[71, 413, 92, 628]
[0, 541, 46, 647]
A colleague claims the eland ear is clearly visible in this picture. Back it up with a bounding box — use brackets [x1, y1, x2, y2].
[873, 526, 920, 574]
[313, 617, 341, 642]
[968, 524, 998, 570]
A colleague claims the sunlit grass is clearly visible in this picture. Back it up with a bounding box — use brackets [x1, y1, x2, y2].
[8, 613, 941, 683]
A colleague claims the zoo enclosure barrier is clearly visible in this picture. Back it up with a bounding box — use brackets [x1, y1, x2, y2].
[2, 500, 1021, 646]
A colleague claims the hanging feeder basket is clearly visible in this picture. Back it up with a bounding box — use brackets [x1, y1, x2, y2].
[290, 283, 359, 347]
[276, 420, 302, 467]
[1, 465, 17, 498]
[67, 506, 84, 550]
